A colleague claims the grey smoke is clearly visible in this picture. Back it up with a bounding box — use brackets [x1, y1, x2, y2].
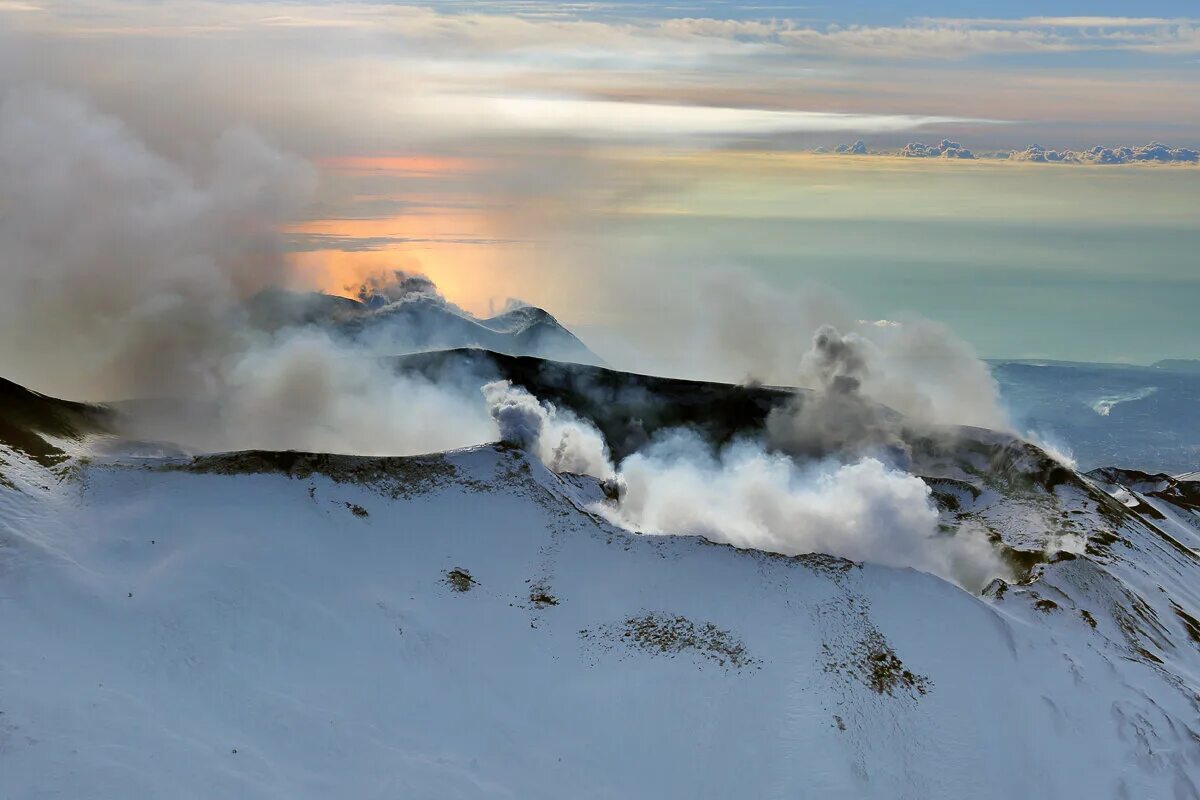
[0, 86, 518, 459]
[800, 324, 871, 390]
[0, 86, 315, 402]
[766, 325, 909, 463]
[216, 331, 497, 456]
[488, 374, 1010, 592]
[688, 270, 1010, 442]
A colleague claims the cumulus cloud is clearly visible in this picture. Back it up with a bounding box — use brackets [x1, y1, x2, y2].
[902, 138, 975, 159]
[1012, 141, 1199, 164]
[807, 137, 1198, 164]
[15, 1, 1190, 61]
[923, 16, 1191, 28]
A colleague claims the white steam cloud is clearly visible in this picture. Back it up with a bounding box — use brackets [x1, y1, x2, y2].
[489, 380, 1009, 592]
[482, 381, 615, 479]
[598, 432, 1006, 592]
[1025, 429, 1078, 470]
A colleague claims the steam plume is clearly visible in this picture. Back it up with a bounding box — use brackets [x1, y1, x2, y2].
[597, 431, 1006, 591]
[483, 380, 615, 479]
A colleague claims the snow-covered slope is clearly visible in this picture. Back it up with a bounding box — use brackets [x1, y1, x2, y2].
[3, 406, 1200, 797]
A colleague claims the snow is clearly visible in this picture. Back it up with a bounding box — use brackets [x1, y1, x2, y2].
[3, 442, 1200, 798]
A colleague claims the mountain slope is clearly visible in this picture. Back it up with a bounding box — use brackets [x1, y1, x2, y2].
[3, 422, 1200, 798]
[0, 376, 108, 472]
[392, 348, 791, 459]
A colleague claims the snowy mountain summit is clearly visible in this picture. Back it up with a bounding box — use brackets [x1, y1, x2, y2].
[245, 275, 599, 366]
[2, 362, 1200, 799]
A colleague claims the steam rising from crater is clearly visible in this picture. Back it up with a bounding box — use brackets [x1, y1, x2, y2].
[0, 86, 1014, 592]
[597, 431, 1007, 592]
[483, 380, 615, 479]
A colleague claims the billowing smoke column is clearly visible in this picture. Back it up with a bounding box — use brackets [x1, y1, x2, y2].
[0, 86, 502, 458]
[0, 86, 315, 402]
[693, 271, 1009, 433]
[216, 330, 497, 456]
[766, 325, 910, 463]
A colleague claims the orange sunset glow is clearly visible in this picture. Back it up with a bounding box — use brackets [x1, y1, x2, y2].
[315, 154, 490, 176]
[285, 208, 537, 317]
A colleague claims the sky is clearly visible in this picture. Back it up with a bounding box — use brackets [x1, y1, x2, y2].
[0, 0, 1197, 368]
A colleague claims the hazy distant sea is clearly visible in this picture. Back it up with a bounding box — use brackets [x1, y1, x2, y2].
[992, 360, 1200, 475]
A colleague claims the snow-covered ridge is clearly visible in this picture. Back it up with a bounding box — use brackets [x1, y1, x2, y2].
[245, 287, 600, 366]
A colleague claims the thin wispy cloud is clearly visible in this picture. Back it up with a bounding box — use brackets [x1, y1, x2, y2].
[3, 1, 1194, 155]
[6, 1, 1199, 58]
[920, 16, 1194, 28]
[423, 93, 995, 138]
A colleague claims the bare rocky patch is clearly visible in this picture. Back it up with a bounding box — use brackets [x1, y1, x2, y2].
[824, 628, 931, 698]
[819, 593, 932, 700]
[529, 583, 559, 608]
[445, 568, 478, 593]
[173, 450, 459, 499]
[580, 613, 757, 670]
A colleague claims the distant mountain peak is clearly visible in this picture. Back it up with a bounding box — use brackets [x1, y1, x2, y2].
[244, 283, 601, 366]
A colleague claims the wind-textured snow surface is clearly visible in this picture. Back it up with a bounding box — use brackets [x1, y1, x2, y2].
[2, 439, 1200, 799]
